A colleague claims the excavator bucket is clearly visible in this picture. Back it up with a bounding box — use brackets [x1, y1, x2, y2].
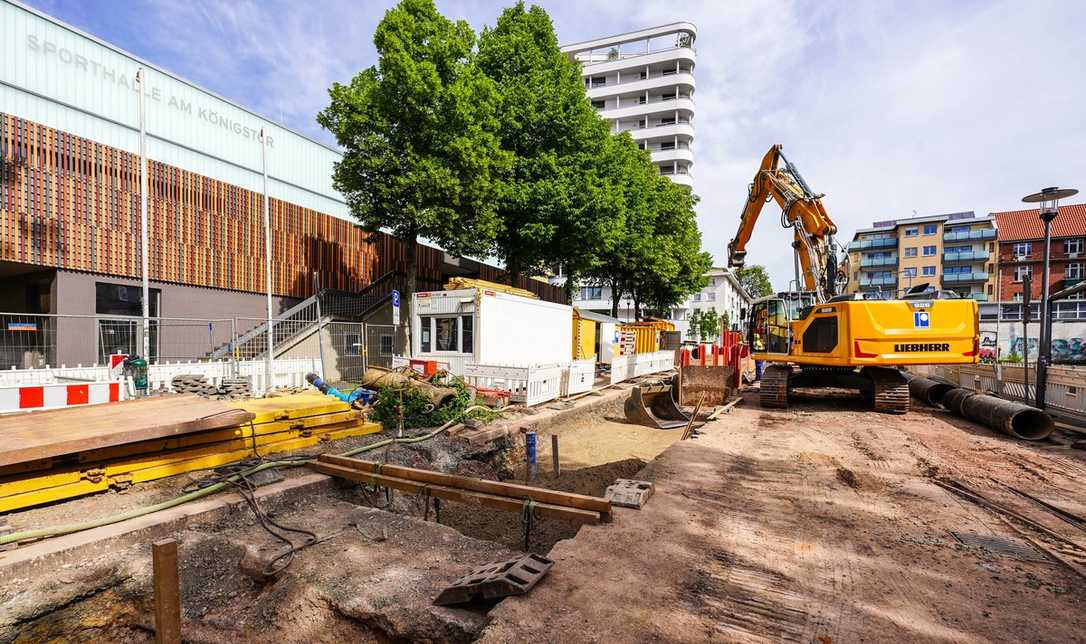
[624, 380, 689, 429]
[677, 365, 735, 407]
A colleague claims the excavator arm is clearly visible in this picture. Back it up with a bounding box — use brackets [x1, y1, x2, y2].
[727, 145, 840, 301]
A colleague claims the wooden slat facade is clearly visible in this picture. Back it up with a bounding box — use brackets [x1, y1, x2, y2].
[0, 114, 564, 303]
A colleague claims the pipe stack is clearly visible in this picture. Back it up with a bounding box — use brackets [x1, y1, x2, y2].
[905, 374, 1054, 441]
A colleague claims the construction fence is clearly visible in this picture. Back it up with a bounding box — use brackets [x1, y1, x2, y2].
[0, 312, 393, 391]
[919, 363, 1086, 424]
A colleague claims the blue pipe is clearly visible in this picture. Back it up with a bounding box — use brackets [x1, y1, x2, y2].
[305, 372, 375, 405]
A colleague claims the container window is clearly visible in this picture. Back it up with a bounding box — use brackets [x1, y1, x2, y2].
[421, 319, 432, 353]
[462, 315, 474, 354]
[435, 317, 459, 352]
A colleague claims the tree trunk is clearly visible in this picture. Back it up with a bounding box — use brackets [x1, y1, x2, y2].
[633, 292, 642, 321]
[564, 267, 575, 306]
[610, 279, 621, 318]
[402, 233, 417, 357]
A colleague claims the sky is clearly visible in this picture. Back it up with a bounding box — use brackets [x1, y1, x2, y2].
[24, 0, 1086, 289]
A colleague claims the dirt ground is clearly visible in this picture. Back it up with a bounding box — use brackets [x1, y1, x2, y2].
[482, 390, 1086, 643]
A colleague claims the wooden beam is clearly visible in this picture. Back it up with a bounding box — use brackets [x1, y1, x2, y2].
[317, 454, 611, 521]
[152, 538, 181, 644]
[312, 462, 603, 524]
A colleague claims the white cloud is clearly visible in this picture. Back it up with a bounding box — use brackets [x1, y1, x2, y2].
[66, 0, 1086, 289]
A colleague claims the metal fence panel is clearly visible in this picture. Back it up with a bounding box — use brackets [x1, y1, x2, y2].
[329, 321, 365, 382]
[365, 324, 397, 370]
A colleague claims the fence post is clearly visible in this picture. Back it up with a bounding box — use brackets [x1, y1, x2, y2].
[313, 273, 327, 379]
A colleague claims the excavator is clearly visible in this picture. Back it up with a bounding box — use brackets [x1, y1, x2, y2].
[727, 145, 979, 413]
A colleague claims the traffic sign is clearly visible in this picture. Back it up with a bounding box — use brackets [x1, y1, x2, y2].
[391, 289, 400, 326]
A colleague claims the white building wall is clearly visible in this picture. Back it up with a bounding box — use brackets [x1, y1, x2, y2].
[0, 0, 348, 218]
[562, 22, 696, 188]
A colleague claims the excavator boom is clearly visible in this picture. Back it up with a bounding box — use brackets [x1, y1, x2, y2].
[727, 145, 839, 300]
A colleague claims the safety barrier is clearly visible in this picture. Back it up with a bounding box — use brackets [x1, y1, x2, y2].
[0, 379, 127, 413]
[609, 351, 675, 385]
[562, 359, 595, 396]
[463, 363, 565, 407]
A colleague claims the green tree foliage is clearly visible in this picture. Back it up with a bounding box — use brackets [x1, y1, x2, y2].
[735, 265, 774, 298]
[318, 0, 510, 352]
[476, 2, 623, 289]
[586, 139, 711, 318]
[692, 307, 721, 342]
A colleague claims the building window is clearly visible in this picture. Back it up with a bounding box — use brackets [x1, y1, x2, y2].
[660, 141, 675, 151]
[902, 267, 917, 277]
[904, 227, 919, 237]
[661, 92, 676, 101]
[1067, 239, 1084, 255]
[1013, 242, 1032, 257]
[95, 282, 160, 317]
[904, 247, 917, 258]
[379, 334, 394, 357]
[580, 286, 602, 300]
[706, 292, 716, 301]
[659, 116, 676, 126]
[922, 245, 936, 256]
[923, 224, 938, 235]
[590, 76, 606, 88]
[1068, 263, 1084, 279]
[637, 118, 646, 129]
[638, 95, 647, 105]
[922, 266, 936, 276]
[591, 99, 606, 109]
[1014, 266, 1032, 282]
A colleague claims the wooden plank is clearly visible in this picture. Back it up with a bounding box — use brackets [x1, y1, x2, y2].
[152, 538, 181, 644]
[0, 395, 254, 467]
[317, 454, 612, 521]
[312, 462, 603, 525]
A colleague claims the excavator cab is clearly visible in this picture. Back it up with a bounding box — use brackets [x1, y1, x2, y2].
[748, 291, 814, 355]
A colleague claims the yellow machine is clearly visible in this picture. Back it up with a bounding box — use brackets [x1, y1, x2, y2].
[728, 145, 979, 413]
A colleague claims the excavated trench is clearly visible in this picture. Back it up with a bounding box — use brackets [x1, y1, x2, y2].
[0, 387, 678, 643]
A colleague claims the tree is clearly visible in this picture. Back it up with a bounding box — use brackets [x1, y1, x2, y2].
[735, 265, 774, 298]
[318, 0, 510, 354]
[476, 2, 623, 290]
[697, 307, 721, 342]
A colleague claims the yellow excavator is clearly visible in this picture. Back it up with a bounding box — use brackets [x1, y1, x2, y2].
[727, 145, 979, 413]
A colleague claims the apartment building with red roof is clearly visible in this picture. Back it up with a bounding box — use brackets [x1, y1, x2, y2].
[992, 203, 1086, 303]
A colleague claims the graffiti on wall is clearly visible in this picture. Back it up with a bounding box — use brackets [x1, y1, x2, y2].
[979, 321, 1086, 364]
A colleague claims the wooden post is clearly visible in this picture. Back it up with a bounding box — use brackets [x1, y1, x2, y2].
[551, 434, 560, 478]
[152, 539, 181, 644]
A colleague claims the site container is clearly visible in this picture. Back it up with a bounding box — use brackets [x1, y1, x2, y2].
[572, 311, 596, 360]
[410, 288, 573, 374]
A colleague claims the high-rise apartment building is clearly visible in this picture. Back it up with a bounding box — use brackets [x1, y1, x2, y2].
[561, 23, 696, 188]
[845, 212, 998, 300]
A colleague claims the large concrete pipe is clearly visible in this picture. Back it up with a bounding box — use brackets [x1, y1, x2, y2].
[941, 388, 975, 416]
[907, 376, 956, 407]
[958, 393, 1055, 441]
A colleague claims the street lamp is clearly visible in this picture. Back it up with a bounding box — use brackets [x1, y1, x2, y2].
[1022, 186, 1079, 408]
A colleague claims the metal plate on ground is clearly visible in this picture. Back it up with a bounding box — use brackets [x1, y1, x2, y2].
[434, 553, 554, 606]
[950, 531, 1047, 562]
[605, 479, 655, 509]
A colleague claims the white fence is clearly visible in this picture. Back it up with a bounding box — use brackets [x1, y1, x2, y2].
[0, 358, 320, 396]
[463, 363, 565, 407]
[609, 351, 675, 385]
[562, 359, 595, 397]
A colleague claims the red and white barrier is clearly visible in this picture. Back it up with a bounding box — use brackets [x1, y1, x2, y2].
[0, 380, 125, 413]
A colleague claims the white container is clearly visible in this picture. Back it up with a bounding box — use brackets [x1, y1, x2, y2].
[410, 288, 573, 373]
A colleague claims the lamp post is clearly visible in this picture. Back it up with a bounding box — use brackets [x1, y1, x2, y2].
[1022, 186, 1079, 409]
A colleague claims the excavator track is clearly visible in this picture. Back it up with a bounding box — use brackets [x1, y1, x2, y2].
[865, 367, 909, 414]
[759, 364, 792, 409]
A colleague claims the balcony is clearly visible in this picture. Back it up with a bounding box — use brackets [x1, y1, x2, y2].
[942, 272, 989, 284]
[849, 238, 898, 251]
[577, 47, 697, 79]
[859, 276, 896, 288]
[600, 97, 695, 121]
[942, 250, 990, 263]
[625, 122, 695, 141]
[651, 147, 694, 165]
[860, 256, 897, 268]
[943, 228, 996, 242]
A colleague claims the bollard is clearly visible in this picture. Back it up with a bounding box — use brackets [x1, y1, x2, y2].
[525, 431, 537, 482]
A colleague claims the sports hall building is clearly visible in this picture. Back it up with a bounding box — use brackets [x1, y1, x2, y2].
[0, 1, 559, 366]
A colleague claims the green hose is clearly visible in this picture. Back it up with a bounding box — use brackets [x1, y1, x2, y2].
[0, 405, 495, 546]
